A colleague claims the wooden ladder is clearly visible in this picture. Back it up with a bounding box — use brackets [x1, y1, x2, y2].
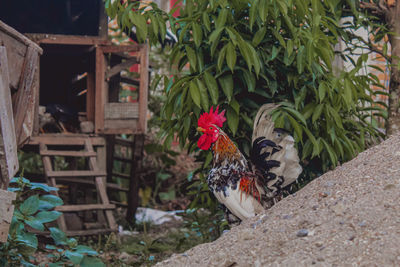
[39, 138, 117, 235]
[106, 134, 144, 222]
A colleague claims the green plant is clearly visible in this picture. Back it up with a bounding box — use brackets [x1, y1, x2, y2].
[0, 177, 104, 267]
[106, 0, 385, 174]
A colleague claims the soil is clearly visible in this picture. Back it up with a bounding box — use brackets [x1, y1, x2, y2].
[156, 134, 400, 266]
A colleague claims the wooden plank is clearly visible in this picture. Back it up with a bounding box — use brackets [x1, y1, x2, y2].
[104, 119, 138, 134]
[12, 45, 39, 146]
[0, 47, 19, 189]
[31, 228, 116, 237]
[86, 72, 95, 122]
[0, 189, 16, 242]
[105, 57, 139, 79]
[56, 204, 115, 212]
[25, 34, 111, 46]
[40, 150, 97, 157]
[112, 172, 131, 180]
[138, 44, 149, 133]
[39, 143, 68, 232]
[127, 134, 144, 221]
[98, 1, 108, 39]
[104, 103, 139, 120]
[85, 139, 117, 230]
[28, 135, 105, 146]
[56, 177, 128, 192]
[101, 45, 141, 53]
[114, 137, 134, 146]
[47, 170, 106, 178]
[95, 47, 106, 133]
[0, 20, 42, 53]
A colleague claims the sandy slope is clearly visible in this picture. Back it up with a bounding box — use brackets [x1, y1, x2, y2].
[156, 134, 400, 267]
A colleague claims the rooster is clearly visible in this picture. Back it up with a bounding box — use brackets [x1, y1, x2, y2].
[197, 104, 302, 222]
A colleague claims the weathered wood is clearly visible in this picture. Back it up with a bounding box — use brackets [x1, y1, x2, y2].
[12, 45, 39, 146]
[25, 34, 110, 46]
[0, 21, 42, 52]
[0, 189, 16, 243]
[56, 177, 129, 192]
[55, 204, 115, 212]
[86, 72, 95, 122]
[40, 150, 97, 157]
[112, 172, 131, 180]
[40, 143, 68, 232]
[0, 47, 19, 189]
[127, 134, 145, 222]
[104, 120, 138, 134]
[98, 1, 108, 39]
[105, 57, 139, 79]
[138, 44, 149, 133]
[101, 45, 142, 53]
[95, 47, 106, 133]
[104, 103, 139, 120]
[29, 135, 106, 146]
[84, 139, 117, 230]
[47, 170, 107, 178]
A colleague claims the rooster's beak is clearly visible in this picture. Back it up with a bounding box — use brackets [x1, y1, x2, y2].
[197, 127, 206, 133]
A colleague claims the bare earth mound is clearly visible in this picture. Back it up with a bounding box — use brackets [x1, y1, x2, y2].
[157, 134, 400, 267]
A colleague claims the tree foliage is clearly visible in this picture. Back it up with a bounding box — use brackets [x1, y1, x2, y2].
[106, 0, 385, 174]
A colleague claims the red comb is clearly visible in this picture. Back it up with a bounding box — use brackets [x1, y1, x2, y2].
[198, 106, 226, 128]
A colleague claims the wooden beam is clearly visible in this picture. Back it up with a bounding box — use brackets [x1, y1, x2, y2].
[104, 103, 139, 120]
[25, 34, 111, 46]
[47, 170, 106, 178]
[95, 47, 106, 133]
[86, 72, 95, 122]
[138, 44, 149, 133]
[0, 47, 19, 189]
[56, 204, 115, 212]
[12, 45, 39, 147]
[28, 135, 106, 146]
[40, 150, 97, 157]
[120, 76, 140, 86]
[101, 45, 142, 53]
[0, 189, 16, 242]
[0, 21, 42, 54]
[105, 57, 139, 79]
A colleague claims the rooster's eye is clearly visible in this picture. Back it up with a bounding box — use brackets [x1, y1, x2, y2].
[209, 127, 213, 130]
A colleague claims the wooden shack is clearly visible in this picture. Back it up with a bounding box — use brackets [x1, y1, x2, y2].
[0, 0, 149, 235]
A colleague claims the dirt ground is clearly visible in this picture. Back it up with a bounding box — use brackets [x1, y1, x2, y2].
[156, 134, 400, 266]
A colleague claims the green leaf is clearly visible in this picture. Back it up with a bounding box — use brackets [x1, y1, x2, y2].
[318, 82, 327, 102]
[312, 104, 324, 123]
[129, 12, 148, 42]
[39, 195, 63, 210]
[65, 250, 84, 265]
[203, 151, 213, 168]
[282, 106, 307, 125]
[252, 26, 266, 46]
[185, 45, 197, 70]
[204, 72, 219, 105]
[217, 44, 227, 71]
[227, 107, 239, 135]
[192, 23, 203, 47]
[36, 211, 62, 223]
[202, 12, 211, 31]
[218, 74, 233, 101]
[20, 195, 40, 215]
[80, 256, 105, 267]
[196, 79, 210, 111]
[226, 42, 237, 72]
[216, 8, 228, 28]
[230, 98, 240, 114]
[75, 245, 99, 256]
[25, 216, 44, 231]
[189, 80, 201, 108]
[50, 227, 67, 245]
[30, 183, 58, 192]
[241, 69, 256, 92]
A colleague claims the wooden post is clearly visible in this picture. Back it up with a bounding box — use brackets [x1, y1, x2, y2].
[138, 44, 149, 133]
[0, 189, 16, 243]
[0, 46, 19, 189]
[126, 134, 144, 222]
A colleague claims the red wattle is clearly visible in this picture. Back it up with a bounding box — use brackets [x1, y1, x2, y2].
[198, 135, 212, 150]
